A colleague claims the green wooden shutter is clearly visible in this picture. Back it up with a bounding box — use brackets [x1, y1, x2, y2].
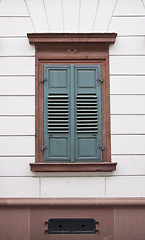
[44, 65, 71, 162]
[74, 65, 102, 162]
[44, 65, 102, 162]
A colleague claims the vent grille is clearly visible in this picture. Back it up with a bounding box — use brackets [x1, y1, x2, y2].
[76, 94, 98, 133]
[47, 94, 69, 133]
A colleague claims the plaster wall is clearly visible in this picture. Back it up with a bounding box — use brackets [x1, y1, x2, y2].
[0, 0, 145, 198]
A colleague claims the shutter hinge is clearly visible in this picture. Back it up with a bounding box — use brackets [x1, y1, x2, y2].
[41, 78, 48, 83]
[97, 78, 103, 84]
[97, 145, 104, 150]
[42, 145, 47, 151]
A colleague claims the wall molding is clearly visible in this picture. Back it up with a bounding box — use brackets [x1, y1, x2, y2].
[1, 198, 145, 207]
[27, 33, 117, 44]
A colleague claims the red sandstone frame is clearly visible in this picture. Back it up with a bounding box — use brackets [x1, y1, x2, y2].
[27, 33, 117, 172]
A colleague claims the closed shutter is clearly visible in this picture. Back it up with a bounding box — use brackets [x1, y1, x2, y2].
[74, 66, 102, 162]
[44, 65, 71, 162]
[44, 65, 102, 162]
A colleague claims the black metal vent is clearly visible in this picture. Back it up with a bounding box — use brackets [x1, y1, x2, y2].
[45, 218, 99, 234]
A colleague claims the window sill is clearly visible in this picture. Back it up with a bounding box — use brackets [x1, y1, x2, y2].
[30, 162, 117, 172]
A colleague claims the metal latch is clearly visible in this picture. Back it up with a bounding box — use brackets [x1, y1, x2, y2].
[45, 218, 99, 234]
[41, 78, 48, 83]
[97, 78, 103, 84]
[97, 145, 104, 150]
[42, 145, 47, 151]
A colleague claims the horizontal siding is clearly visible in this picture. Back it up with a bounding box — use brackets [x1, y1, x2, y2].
[110, 76, 145, 94]
[0, 77, 35, 95]
[111, 115, 145, 134]
[0, 57, 35, 75]
[0, 0, 29, 16]
[0, 38, 34, 56]
[109, 17, 145, 36]
[112, 155, 145, 176]
[0, 96, 35, 115]
[111, 95, 145, 114]
[0, 17, 34, 37]
[2, 155, 145, 177]
[106, 176, 145, 197]
[0, 136, 35, 156]
[111, 135, 145, 154]
[109, 4, 145, 197]
[41, 177, 105, 197]
[109, 37, 145, 55]
[110, 56, 145, 75]
[0, 117, 35, 135]
[113, 0, 145, 16]
[0, 157, 34, 176]
[0, 177, 39, 197]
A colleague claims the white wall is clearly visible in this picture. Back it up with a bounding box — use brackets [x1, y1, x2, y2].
[0, 0, 145, 198]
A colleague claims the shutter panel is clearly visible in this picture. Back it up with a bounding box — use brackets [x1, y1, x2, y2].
[74, 65, 102, 162]
[44, 65, 71, 162]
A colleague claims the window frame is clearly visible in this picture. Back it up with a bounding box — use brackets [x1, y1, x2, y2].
[27, 33, 117, 172]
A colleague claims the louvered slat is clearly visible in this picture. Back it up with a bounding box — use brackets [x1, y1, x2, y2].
[47, 94, 69, 133]
[77, 94, 98, 133]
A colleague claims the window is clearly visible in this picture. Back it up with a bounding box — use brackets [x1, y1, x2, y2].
[27, 33, 117, 172]
[44, 65, 102, 163]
